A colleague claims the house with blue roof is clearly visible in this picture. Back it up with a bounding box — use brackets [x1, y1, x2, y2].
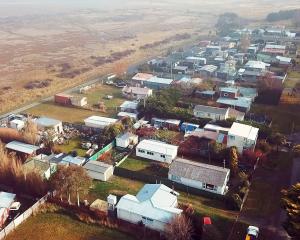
[116, 184, 182, 231]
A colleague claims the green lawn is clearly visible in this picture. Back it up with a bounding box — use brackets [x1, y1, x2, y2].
[88, 176, 144, 202]
[77, 84, 125, 109]
[87, 175, 238, 239]
[25, 85, 125, 123]
[54, 137, 87, 157]
[25, 102, 109, 123]
[119, 155, 168, 177]
[5, 212, 134, 240]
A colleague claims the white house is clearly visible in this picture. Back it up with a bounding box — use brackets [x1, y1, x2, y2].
[71, 96, 88, 107]
[193, 105, 229, 120]
[9, 119, 25, 131]
[122, 86, 153, 100]
[116, 184, 182, 231]
[35, 117, 63, 134]
[84, 116, 118, 129]
[136, 140, 178, 164]
[119, 101, 138, 113]
[227, 122, 259, 153]
[116, 132, 138, 148]
[83, 161, 114, 181]
[168, 158, 230, 195]
[117, 112, 138, 121]
[0, 192, 16, 228]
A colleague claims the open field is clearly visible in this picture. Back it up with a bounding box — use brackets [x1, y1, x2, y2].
[1, 0, 300, 114]
[24, 84, 125, 122]
[5, 212, 134, 240]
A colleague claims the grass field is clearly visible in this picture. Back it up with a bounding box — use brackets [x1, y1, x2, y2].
[119, 155, 168, 177]
[24, 85, 125, 123]
[54, 137, 87, 157]
[5, 212, 134, 240]
[87, 175, 240, 238]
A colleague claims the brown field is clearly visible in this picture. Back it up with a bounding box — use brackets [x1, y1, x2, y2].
[0, 0, 300, 114]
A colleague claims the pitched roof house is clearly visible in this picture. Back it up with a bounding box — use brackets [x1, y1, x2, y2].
[168, 158, 230, 195]
[116, 184, 182, 231]
[227, 122, 259, 153]
[193, 105, 229, 120]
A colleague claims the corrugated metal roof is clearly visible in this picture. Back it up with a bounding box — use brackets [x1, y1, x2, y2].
[194, 104, 229, 115]
[136, 140, 178, 156]
[36, 117, 61, 127]
[120, 101, 138, 110]
[0, 192, 16, 208]
[169, 158, 230, 187]
[217, 97, 252, 109]
[6, 141, 40, 154]
[83, 161, 113, 173]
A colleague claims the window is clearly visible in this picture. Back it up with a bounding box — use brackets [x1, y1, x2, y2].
[138, 149, 145, 153]
[223, 93, 229, 97]
[229, 135, 235, 140]
[160, 154, 166, 158]
[171, 175, 181, 182]
[205, 183, 215, 191]
[147, 151, 154, 155]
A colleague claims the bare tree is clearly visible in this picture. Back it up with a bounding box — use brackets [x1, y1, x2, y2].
[50, 165, 92, 206]
[22, 118, 39, 145]
[165, 215, 194, 240]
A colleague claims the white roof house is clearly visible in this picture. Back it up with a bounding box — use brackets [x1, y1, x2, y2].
[83, 161, 114, 182]
[122, 86, 153, 100]
[84, 116, 118, 129]
[136, 140, 178, 164]
[227, 122, 259, 153]
[10, 119, 25, 131]
[132, 73, 155, 82]
[117, 112, 138, 120]
[36, 117, 63, 133]
[244, 61, 269, 70]
[5, 141, 40, 155]
[116, 184, 182, 231]
[119, 101, 138, 112]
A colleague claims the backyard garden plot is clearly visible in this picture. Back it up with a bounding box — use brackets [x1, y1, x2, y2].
[54, 137, 87, 157]
[95, 147, 131, 166]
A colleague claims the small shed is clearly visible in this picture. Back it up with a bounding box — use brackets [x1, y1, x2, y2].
[54, 93, 72, 105]
[10, 119, 25, 131]
[84, 116, 118, 129]
[83, 161, 114, 181]
[71, 96, 88, 107]
[5, 141, 40, 156]
[116, 132, 138, 148]
[36, 117, 63, 133]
